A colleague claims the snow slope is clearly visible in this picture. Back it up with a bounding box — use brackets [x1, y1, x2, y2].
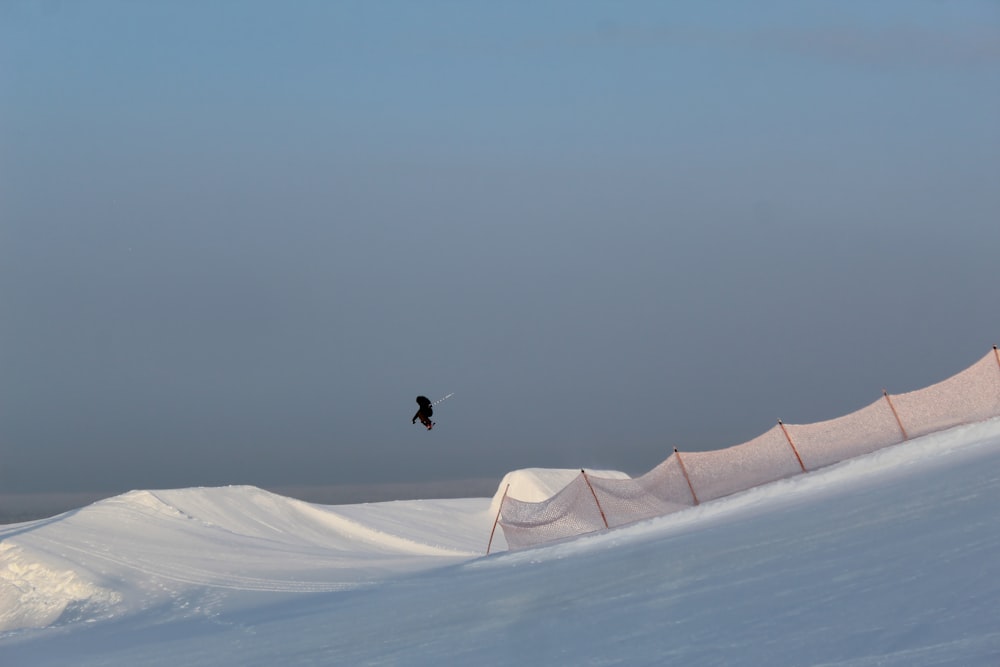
[3, 418, 1000, 665]
[0, 486, 489, 633]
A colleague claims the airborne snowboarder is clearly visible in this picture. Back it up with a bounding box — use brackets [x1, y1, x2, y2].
[412, 396, 434, 430]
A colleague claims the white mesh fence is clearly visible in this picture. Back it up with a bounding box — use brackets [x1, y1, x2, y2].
[891, 353, 1000, 439]
[499, 474, 608, 548]
[499, 349, 1000, 550]
[786, 396, 903, 471]
[678, 425, 804, 504]
[586, 475, 690, 528]
[634, 454, 699, 506]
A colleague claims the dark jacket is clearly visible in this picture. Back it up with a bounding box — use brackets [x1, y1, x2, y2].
[412, 396, 433, 424]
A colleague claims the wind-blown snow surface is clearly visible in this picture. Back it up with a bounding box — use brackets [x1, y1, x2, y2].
[3, 420, 1000, 666]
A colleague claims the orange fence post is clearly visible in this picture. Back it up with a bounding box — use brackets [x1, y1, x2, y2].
[883, 389, 909, 441]
[673, 448, 700, 506]
[486, 483, 510, 555]
[580, 470, 609, 529]
[777, 420, 808, 473]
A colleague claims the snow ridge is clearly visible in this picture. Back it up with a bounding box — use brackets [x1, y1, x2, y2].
[0, 485, 488, 633]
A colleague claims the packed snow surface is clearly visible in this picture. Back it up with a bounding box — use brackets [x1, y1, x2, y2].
[3, 419, 1000, 665]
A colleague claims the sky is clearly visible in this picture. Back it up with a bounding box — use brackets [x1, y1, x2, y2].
[1, 1, 999, 497]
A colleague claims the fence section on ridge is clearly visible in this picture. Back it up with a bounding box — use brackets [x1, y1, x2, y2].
[498, 348, 1000, 550]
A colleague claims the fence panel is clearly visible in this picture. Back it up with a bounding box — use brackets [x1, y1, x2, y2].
[890, 352, 1000, 439]
[634, 452, 701, 506]
[680, 425, 803, 503]
[499, 474, 607, 550]
[786, 396, 903, 470]
[585, 475, 690, 528]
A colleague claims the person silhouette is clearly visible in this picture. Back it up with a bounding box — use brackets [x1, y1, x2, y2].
[412, 395, 434, 430]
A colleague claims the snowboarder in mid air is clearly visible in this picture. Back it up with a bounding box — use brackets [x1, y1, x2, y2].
[412, 396, 434, 430]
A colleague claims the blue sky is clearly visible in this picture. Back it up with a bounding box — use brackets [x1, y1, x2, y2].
[1, 1, 999, 496]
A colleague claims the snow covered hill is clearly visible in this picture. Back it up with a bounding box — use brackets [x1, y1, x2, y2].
[0, 486, 489, 633]
[3, 418, 1000, 665]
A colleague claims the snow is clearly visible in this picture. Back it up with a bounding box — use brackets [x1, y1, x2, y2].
[3, 419, 1000, 665]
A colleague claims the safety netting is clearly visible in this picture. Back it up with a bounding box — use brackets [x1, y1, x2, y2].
[677, 425, 804, 504]
[891, 352, 1000, 439]
[499, 348, 1000, 550]
[785, 396, 903, 471]
[634, 454, 699, 506]
[586, 475, 692, 527]
[499, 474, 609, 547]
